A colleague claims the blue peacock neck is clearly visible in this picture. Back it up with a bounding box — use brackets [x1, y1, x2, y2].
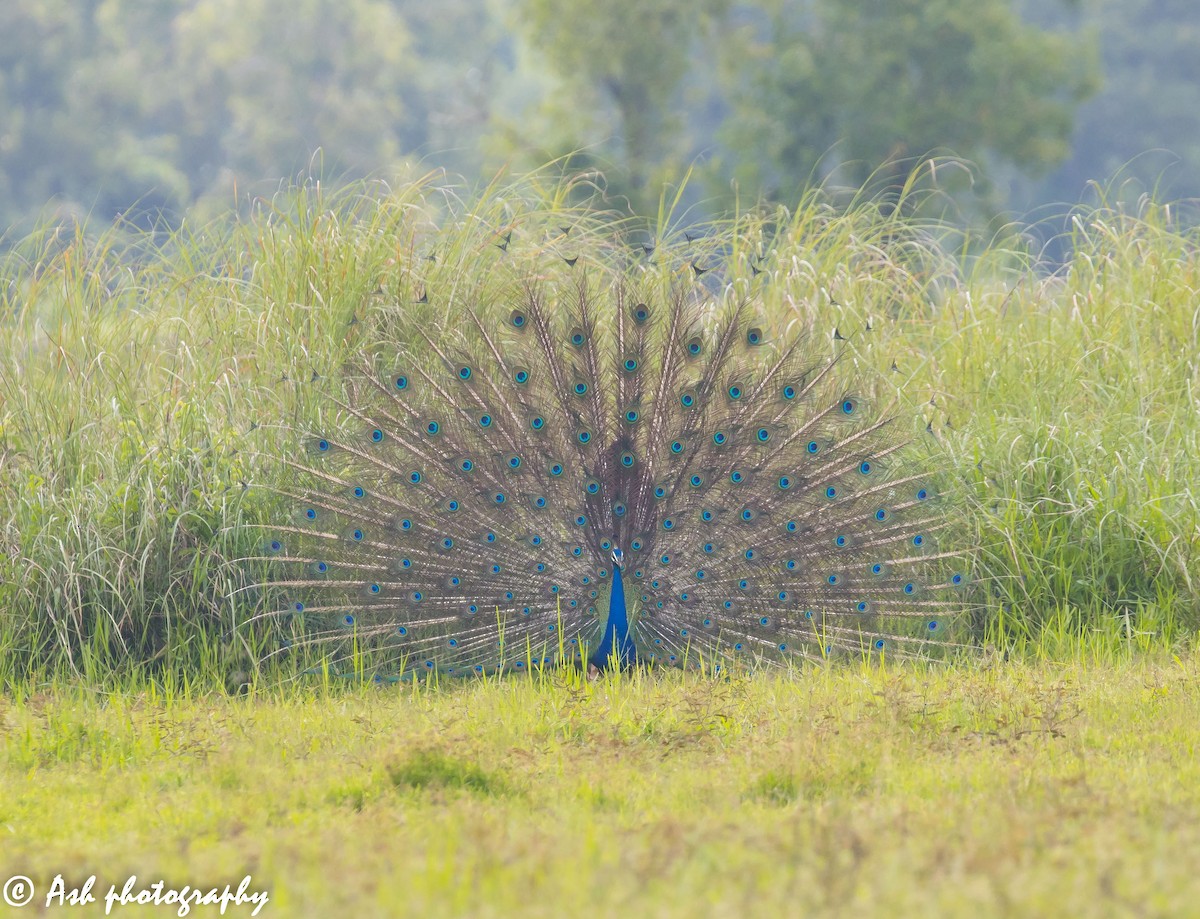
[589, 556, 637, 669]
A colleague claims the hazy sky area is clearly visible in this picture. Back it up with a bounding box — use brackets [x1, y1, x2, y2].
[1, 0, 1197, 239]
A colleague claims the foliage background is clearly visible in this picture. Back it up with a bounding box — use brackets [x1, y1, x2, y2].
[2, 0, 1197, 236]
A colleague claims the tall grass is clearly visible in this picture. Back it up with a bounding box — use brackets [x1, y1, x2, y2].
[1, 171, 1197, 684]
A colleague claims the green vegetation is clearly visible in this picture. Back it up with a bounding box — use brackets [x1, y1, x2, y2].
[717, 0, 1095, 203]
[0, 0, 1099, 231]
[514, 0, 730, 196]
[8, 1, 1200, 231]
[0, 172, 1197, 682]
[3, 657, 1200, 916]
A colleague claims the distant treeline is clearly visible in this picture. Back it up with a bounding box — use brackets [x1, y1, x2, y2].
[0, 0, 1195, 234]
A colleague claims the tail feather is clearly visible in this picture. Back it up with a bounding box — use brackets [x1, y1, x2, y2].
[252, 251, 976, 676]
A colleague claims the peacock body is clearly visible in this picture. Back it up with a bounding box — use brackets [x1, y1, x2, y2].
[260, 254, 971, 677]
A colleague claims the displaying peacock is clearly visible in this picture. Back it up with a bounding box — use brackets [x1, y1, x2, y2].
[255, 236, 974, 678]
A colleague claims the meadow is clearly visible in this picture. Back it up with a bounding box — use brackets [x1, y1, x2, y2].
[3, 658, 1200, 917]
[1, 172, 1198, 916]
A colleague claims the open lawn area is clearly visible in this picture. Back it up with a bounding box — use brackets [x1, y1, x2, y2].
[2, 657, 1197, 918]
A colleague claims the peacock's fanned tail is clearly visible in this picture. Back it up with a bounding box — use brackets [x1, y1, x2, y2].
[257, 272, 973, 676]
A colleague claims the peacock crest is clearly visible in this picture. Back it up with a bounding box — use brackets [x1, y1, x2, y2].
[256, 235, 974, 677]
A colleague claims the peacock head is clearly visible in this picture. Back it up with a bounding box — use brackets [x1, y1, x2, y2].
[611, 546, 624, 569]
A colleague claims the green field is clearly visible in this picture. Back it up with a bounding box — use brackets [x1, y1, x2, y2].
[1, 173, 1199, 916]
[2, 657, 1199, 917]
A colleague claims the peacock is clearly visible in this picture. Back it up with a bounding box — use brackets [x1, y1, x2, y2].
[255, 238, 973, 678]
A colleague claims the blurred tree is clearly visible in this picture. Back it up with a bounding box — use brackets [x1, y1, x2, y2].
[0, 0, 434, 231]
[175, 0, 418, 194]
[512, 0, 729, 208]
[0, 0, 1181, 238]
[0, 0, 120, 229]
[391, 0, 508, 175]
[717, 0, 1096, 204]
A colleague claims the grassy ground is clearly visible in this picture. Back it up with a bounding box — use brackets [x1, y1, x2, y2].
[2, 655, 1198, 918]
